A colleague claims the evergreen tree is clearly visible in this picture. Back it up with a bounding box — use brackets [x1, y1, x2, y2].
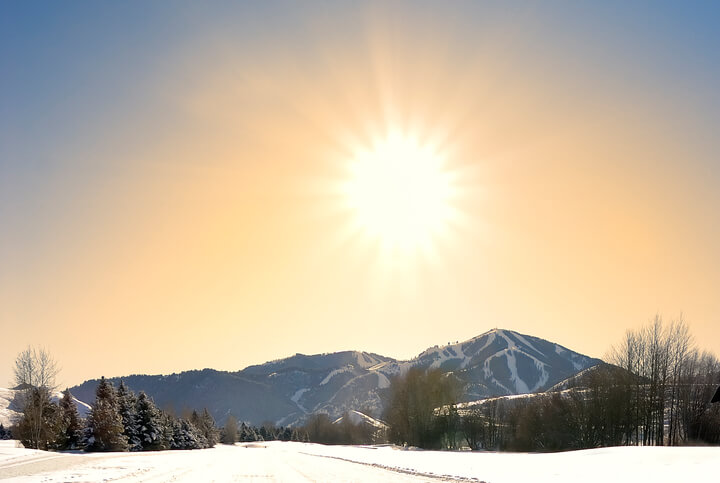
[171, 419, 203, 449]
[191, 409, 218, 447]
[57, 389, 83, 449]
[168, 418, 182, 449]
[203, 409, 219, 447]
[258, 424, 271, 441]
[238, 422, 253, 442]
[116, 381, 141, 451]
[86, 377, 128, 452]
[160, 411, 175, 449]
[185, 419, 204, 448]
[135, 392, 166, 451]
[190, 410, 202, 431]
[189, 411, 209, 448]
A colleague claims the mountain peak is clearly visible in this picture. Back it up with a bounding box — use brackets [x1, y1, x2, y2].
[413, 328, 600, 398]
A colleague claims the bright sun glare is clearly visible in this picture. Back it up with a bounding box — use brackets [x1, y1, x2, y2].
[344, 132, 455, 254]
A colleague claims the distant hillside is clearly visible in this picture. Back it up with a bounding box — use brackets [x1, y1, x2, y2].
[71, 329, 601, 426]
[0, 387, 91, 427]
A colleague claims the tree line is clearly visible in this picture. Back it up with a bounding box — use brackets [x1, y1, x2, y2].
[383, 317, 720, 451]
[13, 376, 219, 451]
[299, 412, 386, 445]
[218, 412, 386, 446]
[219, 416, 305, 444]
[9, 346, 220, 451]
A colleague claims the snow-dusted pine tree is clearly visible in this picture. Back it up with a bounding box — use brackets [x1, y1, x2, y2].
[116, 381, 141, 451]
[170, 418, 203, 449]
[57, 389, 83, 449]
[135, 392, 166, 450]
[85, 377, 128, 452]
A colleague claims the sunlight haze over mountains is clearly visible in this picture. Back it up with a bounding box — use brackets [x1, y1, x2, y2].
[2, 1, 719, 387]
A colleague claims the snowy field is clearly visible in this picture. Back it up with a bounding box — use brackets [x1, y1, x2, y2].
[1, 439, 718, 482]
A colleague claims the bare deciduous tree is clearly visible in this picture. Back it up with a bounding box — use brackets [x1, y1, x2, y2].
[13, 346, 60, 449]
[11, 347, 61, 449]
[385, 368, 460, 449]
[608, 315, 720, 446]
[13, 346, 60, 390]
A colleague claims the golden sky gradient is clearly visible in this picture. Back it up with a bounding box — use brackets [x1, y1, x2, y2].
[2, 3, 719, 387]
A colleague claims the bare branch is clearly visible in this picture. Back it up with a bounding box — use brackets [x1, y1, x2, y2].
[13, 346, 59, 391]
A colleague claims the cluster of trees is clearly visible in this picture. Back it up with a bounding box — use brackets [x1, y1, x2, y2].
[456, 370, 641, 452]
[14, 376, 219, 452]
[83, 377, 219, 451]
[219, 417, 307, 444]
[383, 317, 720, 451]
[10, 346, 219, 452]
[219, 412, 385, 446]
[608, 316, 720, 446]
[301, 412, 385, 445]
[457, 347, 719, 452]
[13, 387, 84, 450]
[384, 368, 460, 449]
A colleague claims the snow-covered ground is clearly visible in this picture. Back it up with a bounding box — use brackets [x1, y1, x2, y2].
[1, 439, 718, 482]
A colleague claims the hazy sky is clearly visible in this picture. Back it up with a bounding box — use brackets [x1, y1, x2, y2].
[2, 1, 720, 388]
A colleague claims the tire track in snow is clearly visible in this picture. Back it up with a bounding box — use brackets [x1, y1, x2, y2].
[297, 450, 487, 482]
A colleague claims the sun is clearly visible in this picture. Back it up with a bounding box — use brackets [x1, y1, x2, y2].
[343, 132, 455, 254]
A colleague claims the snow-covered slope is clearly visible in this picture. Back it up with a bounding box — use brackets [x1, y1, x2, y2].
[0, 388, 22, 427]
[423, 329, 602, 400]
[332, 410, 388, 429]
[70, 329, 600, 427]
[545, 362, 639, 392]
[0, 387, 91, 427]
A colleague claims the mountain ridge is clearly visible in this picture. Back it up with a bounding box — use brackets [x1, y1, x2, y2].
[70, 328, 601, 426]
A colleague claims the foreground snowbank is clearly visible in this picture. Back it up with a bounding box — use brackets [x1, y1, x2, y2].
[1, 440, 718, 482]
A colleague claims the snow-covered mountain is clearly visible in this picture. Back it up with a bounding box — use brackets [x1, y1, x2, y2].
[70, 329, 601, 427]
[0, 387, 91, 427]
[418, 329, 600, 400]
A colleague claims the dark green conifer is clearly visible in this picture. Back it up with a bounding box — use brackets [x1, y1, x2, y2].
[57, 389, 83, 449]
[86, 377, 128, 452]
[135, 392, 166, 450]
[116, 381, 141, 451]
